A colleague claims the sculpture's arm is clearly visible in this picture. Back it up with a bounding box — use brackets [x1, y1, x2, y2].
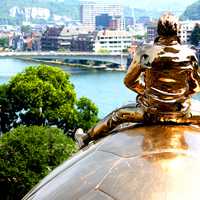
[188, 57, 200, 94]
[124, 51, 145, 95]
[192, 63, 200, 93]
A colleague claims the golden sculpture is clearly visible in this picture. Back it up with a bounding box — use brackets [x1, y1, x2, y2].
[75, 13, 200, 147]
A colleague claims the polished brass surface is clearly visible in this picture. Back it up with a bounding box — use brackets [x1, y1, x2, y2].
[23, 124, 200, 200]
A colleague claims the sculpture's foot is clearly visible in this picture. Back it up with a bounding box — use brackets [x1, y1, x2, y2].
[75, 128, 90, 149]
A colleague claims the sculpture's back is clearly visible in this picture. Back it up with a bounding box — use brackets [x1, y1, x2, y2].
[23, 124, 200, 200]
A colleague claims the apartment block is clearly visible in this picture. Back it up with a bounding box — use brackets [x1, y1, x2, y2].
[94, 30, 133, 53]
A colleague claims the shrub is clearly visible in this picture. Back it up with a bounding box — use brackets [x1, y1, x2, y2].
[0, 125, 77, 200]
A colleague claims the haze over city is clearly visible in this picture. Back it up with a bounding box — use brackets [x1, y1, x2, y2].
[90, 0, 196, 10]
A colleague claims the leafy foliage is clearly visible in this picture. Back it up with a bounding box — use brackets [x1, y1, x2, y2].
[0, 65, 99, 134]
[97, 48, 111, 54]
[0, 37, 9, 48]
[0, 125, 77, 200]
[21, 25, 32, 34]
[190, 23, 200, 46]
[76, 97, 99, 131]
[0, 84, 14, 132]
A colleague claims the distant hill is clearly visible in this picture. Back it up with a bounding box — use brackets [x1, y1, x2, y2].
[181, 0, 200, 20]
[0, 0, 80, 22]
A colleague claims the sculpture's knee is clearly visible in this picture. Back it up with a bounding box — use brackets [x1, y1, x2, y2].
[113, 109, 143, 122]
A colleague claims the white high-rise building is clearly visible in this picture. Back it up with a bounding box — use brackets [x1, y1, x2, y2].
[80, 2, 123, 31]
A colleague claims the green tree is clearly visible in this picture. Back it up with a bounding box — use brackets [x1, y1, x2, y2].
[134, 35, 144, 40]
[21, 25, 32, 34]
[76, 97, 99, 131]
[97, 48, 110, 54]
[0, 65, 99, 134]
[0, 125, 77, 200]
[0, 84, 14, 132]
[0, 36, 9, 48]
[190, 23, 200, 46]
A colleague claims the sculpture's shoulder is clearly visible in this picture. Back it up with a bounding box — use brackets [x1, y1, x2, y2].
[137, 43, 198, 64]
[176, 45, 198, 62]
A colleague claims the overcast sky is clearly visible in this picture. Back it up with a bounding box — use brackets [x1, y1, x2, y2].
[93, 0, 196, 11]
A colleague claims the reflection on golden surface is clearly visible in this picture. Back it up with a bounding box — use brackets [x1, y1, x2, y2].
[133, 125, 200, 200]
[142, 126, 188, 152]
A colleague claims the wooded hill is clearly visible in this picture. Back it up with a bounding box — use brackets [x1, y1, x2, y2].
[0, 0, 80, 23]
[181, 0, 200, 20]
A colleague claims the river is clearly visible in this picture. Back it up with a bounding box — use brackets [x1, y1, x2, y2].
[1, 58, 200, 118]
[0, 58, 136, 117]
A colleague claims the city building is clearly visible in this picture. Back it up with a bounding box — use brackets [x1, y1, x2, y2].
[124, 17, 134, 27]
[108, 16, 125, 30]
[41, 25, 95, 51]
[31, 32, 42, 51]
[41, 26, 63, 51]
[70, 32, 96, 52]
[137, 16, 151, 25]
[58, 26, 89, 50]
[80, 2, 123, 31]
[94, 30, 133, 53]
[129, 23, 146, 37]
[58, 27, 77, 50]
[95, 14, 112, 30]
[179, 20, 200, 44]
[146, 24, 157, 43]
[12, 35, 24, 51]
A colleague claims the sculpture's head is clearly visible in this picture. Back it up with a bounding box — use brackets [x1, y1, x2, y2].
[157, 12, 179, 37]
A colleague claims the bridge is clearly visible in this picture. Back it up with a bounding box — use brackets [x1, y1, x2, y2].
[0, 52, 130, 67]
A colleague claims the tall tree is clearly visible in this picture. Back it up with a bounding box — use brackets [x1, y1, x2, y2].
[0, 37, 9, 48]
[190, 23, 200, 46]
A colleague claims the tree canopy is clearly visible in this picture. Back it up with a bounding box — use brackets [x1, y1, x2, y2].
[0, 125, 77, 200]
[0, 65, 99, 134]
